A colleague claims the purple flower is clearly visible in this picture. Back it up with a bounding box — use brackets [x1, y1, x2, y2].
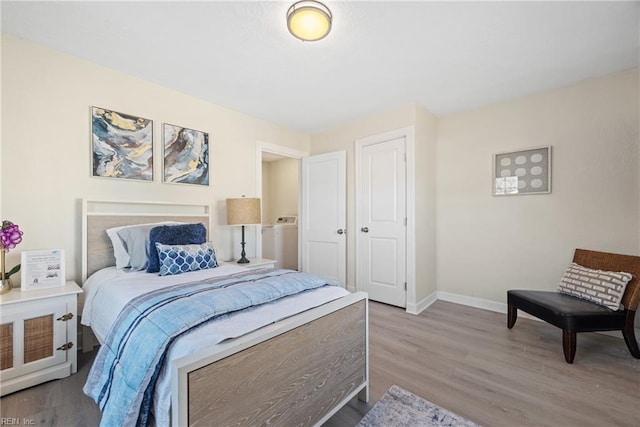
[0, 221, 23, 251]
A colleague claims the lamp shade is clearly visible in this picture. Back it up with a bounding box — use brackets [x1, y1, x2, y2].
[226, 198, 261, 225]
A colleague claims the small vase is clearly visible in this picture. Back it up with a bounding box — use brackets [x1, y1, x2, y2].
[0, 277, 11, 295]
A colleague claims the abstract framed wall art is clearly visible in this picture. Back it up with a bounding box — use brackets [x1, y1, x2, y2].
[91, 107, 153, 181]
[163, 123, 209, 185]
[493, 146, 551, 196]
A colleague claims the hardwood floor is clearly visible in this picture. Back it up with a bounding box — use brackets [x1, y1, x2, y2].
[327, 300, 640, 427]
[1, 300, 638, 426]
[0, 350, 101, 426]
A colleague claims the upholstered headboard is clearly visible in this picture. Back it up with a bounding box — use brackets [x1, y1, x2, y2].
[82, 199, 211, 283]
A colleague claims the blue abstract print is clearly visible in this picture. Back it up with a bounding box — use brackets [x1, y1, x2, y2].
[92, 107, 153, 181]
[163, 123, 209, 185]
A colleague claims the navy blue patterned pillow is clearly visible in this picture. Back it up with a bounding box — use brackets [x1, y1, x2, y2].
[146, 223, 206, 273]
[156, 242, 218, 276]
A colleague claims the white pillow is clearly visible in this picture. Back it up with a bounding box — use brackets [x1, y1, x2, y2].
[106, 222, 182, 269]
[558, 262, 633, 311]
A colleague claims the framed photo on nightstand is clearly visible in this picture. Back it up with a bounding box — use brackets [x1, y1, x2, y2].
[21, 249, 66, 291]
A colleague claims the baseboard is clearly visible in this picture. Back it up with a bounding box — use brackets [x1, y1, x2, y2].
[436, 291, 508, 314]
[406, 292, 437, 315]
[431, 291, 640, 339]
[433, 291, 540, 322]
[407, 291, 512, 317]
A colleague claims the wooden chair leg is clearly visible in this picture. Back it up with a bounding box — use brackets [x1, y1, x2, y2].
[562, 330, 576, 363]
[507, 304, 517, 329]
[622, 311, 640, 359]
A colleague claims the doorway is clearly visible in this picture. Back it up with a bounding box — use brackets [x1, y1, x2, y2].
[255, 142, 307, 270]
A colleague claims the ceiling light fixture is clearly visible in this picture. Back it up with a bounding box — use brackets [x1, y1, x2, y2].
[287, 1, 332, 42]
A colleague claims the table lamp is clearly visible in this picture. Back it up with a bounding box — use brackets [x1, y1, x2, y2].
[226, 197, 261, 264]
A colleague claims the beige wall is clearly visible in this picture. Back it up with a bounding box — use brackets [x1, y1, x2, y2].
[436, 69, 640, 303]
[414, 106, 438, 301]
[1, 35, 310, 283]
[309, 69, 639, 308]
[261, 158, 298, 225]
[3, 34, 637, 309]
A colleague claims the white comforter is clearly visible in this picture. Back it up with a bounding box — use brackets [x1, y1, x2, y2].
[81, 264, 349, 426]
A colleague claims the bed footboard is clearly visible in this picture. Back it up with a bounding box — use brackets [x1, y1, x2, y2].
[172, 292, 368, 426]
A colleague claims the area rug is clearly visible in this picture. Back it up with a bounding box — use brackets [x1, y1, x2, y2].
[357, 385, 480, 427]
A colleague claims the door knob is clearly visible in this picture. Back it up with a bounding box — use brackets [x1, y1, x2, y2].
[361, 227, 369, 233]
[337, 229, 345, 235]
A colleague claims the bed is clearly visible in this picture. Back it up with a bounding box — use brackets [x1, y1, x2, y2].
[79, 199, 369, 426]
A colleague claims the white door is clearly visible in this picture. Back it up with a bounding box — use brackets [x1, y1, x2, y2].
[300, 151, 346, 285]
[357, 137, 406, 307]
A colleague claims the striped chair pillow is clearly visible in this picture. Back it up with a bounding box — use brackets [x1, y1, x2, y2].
[558, 262, 633, 310]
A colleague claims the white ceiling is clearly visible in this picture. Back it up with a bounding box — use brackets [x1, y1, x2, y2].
[2, 1, 638, 134]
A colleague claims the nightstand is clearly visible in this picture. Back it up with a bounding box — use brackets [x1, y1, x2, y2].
[238, 258, 276, 270]
[0, 281, 82, 396]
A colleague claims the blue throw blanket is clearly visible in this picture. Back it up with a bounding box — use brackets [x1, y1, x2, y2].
[84, 269, 338, 427]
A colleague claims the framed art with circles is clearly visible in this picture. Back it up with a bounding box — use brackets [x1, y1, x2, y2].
[493, 146, 551, 196]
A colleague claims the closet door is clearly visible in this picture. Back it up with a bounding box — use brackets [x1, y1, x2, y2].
[300, 150, 346, 286]
[356, 136, 407, 307]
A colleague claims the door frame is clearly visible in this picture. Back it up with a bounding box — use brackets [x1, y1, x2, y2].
[255, 141, 308, 261]
[355, 126, 416, 312]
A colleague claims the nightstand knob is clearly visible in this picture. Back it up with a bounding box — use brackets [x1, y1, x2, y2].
[56, 342, 74, 351]
[56, 313, 74, 322]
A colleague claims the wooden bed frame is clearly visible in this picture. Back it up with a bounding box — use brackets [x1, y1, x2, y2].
[81, 199, 369, 426]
